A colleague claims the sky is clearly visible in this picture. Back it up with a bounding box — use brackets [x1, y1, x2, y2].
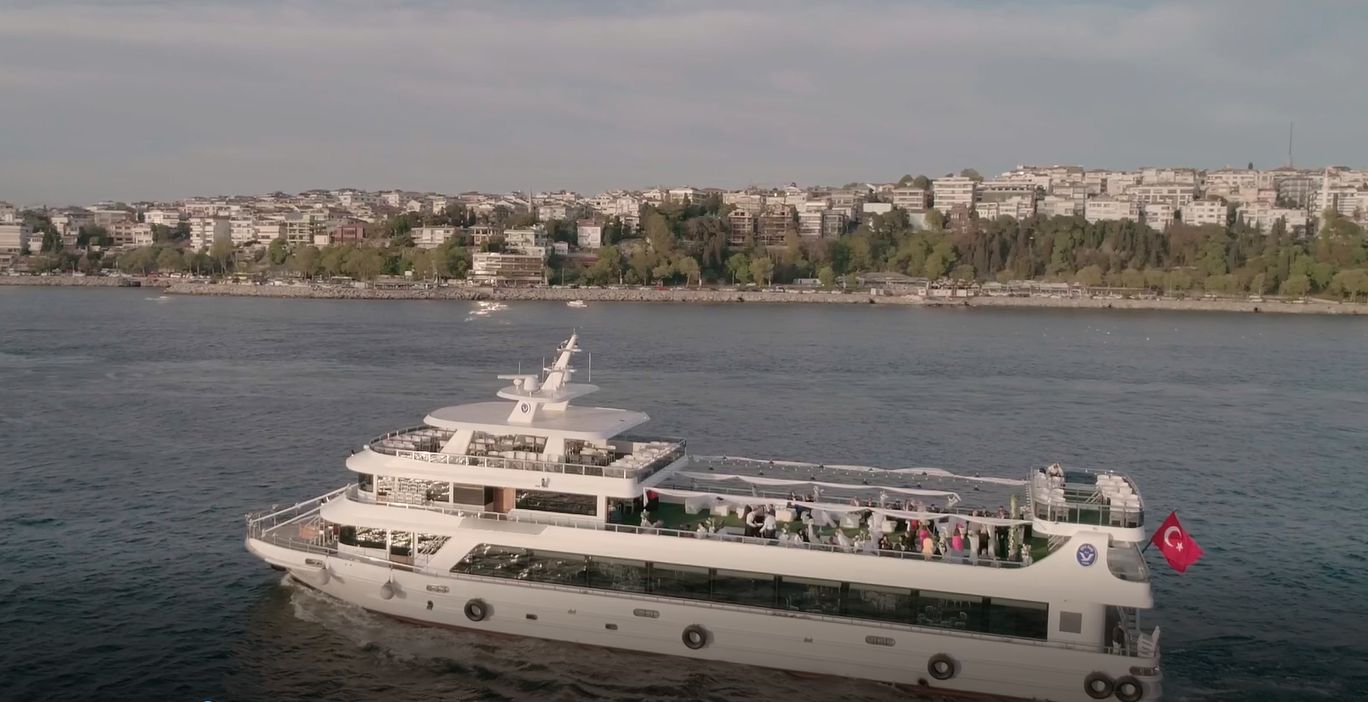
[1, 0, 1366, 205]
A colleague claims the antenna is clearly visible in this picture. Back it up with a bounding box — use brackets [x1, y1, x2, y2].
[1288, 121, 1295, 168]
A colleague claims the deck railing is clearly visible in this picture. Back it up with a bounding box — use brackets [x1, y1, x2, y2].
[366, 436, 686, 480]
[343, 485, 1031, 569]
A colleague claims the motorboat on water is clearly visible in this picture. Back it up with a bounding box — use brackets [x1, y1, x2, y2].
[566, 300, 588, 308]
[246, 334, 1161, 701]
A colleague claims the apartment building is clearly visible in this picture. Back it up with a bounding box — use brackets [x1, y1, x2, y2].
[931, 176, 976, 213]
[413, 226, 458, 249]
[1128, 183, 1198, 208]
[143, 209, 182, 228]
[889, 187, 929, 211]
[328, 223, 366, 246]
[1238, 203, 1310, 233]
[189, 217, 230, 250]
[1142, 203, 1175, 231]
[1038, 195, 1083, 218]
[727, 209, 756, 247]
[470, 252, 546, 286]
[1084, 196, 1140, 223]
[0, 202, 16, 224]
[108, 221, 154, 249]
[798, 210, 823, 238]
[576, 220, 603, 250]
[1183, 200, 1228, 227]
[0, 223, 31, 266]
[757, 206, 796, 245]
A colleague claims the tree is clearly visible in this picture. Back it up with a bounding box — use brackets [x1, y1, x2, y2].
[651, 259, 674, 284]
[726, 253, 751, 284]
[1075, 264, 1104, 288]
[818, 265, 836, 288]
[750, 255, 775, 286]
[209, 238, 235, 276]
[1279, 273, 1310, 297]
[156, 247, 184, 273]
[959, 168, 983, 182]
[924, 208, 945, 232]
[912, 175, 931, 190]
[347, 248, 384, 281]
[41, 228, 63, 253]
[267, 238, 289, 266]
[585, 245, 624, 285]
[290, 246, 322, 278]
[676, 256, 701, 286]
[77, 225, 111, 248]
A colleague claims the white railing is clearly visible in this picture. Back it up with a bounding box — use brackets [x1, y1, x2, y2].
[366, 437, 687, 480]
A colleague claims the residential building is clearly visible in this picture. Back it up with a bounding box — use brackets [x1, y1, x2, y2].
[727, 209, 756, 246]
[189, 217, 230, 250]
[932, 176, 976, 213]
[282, 211, 326, 246]
[0, 202, 16, 224]
[1128, 183, 1198, 208]
[0, 223, 31, 266]
[255, 221, 285, 242]
[860, 202, 893, 218]
[414, 226, 458, 249]
[468, 225, 499, 247]
[1141, 203, 1174, 231]
[1038, 195, 1083, 218]
[1084, 196, 1140, 224]
[798, 210, 823, 238]
[329, 223, 366, 246]
[576, 220, 603, 250]
[230, 217, 259, 245]
[1183, 200, 1227, 227]
[504, 226, 548, 252]
[889, 187, 929, 211]
[757, 206, 796, 245]
[821, 210, 848, 238]
[1238, 203, 1310, 234]
[108, 221, 154, 249]
[470, 252, 545, 286]
[1276, 176, 1318, 208]
[144, 209, 182, 228]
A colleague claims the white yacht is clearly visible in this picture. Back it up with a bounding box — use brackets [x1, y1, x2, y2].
[567, 299, 588, 308]
[246, 334, 1162, 702]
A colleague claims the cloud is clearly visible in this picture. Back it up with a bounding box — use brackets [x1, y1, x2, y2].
[0, 0, 1365, 203]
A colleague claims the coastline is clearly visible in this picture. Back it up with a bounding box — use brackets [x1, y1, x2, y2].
[3, 275, 1365, 315]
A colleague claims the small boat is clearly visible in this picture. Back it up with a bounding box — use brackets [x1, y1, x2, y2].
[566, 300, 588, 308]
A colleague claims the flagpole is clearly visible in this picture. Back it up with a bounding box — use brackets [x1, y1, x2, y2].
[1140, 510, 1172, 554]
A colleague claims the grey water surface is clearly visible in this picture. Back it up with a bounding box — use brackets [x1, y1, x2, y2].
[1, 287, 1366, 701]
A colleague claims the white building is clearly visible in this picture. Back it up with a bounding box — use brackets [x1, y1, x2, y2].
[576, 220, 603, 250]
[889, 187, 929, 211]
[189, 218, 230, 250]
[1141, 203, 1174, 232]
[414, 226, 458, 250]
[1038, 195, 1083, 218]
[1238, 203, 1310, 233]
[0, 202, 16, 224]
[0, 222, 31, 265]
[931, 177, 976, 214]
[1084, 196, 1139, 224]
[1182, 200, 1227, 227]
[1128, 184, 1198, 208]
[144, 209, 182, 228]
[504, 226, 549, 253]
[470, 252, 545, 286]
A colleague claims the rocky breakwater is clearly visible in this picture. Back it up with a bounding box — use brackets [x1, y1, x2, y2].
[165, 282, 919, 305]
[960, 294, 1367, 315]
[0, 275, 171, 288]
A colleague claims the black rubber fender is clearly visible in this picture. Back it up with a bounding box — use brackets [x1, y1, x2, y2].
[463, 598, 489, 622]
[681, 624, 709, 649]
[927, 653, 957, 681]
[1114, 675, 1144, 702]
[1083, 671, 1114, 699]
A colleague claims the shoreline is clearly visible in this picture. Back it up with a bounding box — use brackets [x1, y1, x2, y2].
[2, 275, 1364, 315]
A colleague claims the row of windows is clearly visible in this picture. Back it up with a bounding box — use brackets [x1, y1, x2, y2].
[452, 544, 1049, 640]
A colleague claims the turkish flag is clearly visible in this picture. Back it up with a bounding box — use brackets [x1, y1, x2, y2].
[1150, 511, 1205, 573]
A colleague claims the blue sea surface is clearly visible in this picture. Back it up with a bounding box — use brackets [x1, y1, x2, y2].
[1, 287, 1366, 701]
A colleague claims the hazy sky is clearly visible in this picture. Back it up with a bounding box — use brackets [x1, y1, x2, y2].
[2, 0, 1365, 204]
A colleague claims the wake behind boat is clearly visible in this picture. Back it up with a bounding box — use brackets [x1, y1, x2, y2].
[246, 333, 1161, 701]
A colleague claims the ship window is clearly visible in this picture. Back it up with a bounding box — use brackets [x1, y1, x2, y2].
[986, 598, 1048, 640]
[453, 544, 529, 579]
[711, 570, 776, 608]
[356, 473, 374, 492]
[451, 483, 487, 506]
[515, 489, 597, 516]
[526, 550, 587, 585]
[844, 584, 914, 624]
[918, 590, 983, 632]
[389, 531, 413, 558]
[1059, 611, 1083, 634]
[647, 563, 711, 601]
[777, 576, 842, 615]
[355, 527, 387, 550]
[427, 482, 452, 503]
[587, 556, 648, 593]
[416, 534, 449, 557]
[338, 525, 357, 546]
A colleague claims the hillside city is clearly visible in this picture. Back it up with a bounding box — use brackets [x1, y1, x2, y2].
[2, 164, 1367, 300]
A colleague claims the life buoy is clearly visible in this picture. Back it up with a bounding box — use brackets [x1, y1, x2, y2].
[927, 654, 957, 681]
[464, 599, 489, 622]
[1114, 676, 1144, 702]
[1083, 671, 1114, 699]
[379, 582, 396, 600]
[682, 624, 709, 650]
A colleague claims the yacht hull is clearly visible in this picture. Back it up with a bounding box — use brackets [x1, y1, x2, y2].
[249, 537, 1161, 702]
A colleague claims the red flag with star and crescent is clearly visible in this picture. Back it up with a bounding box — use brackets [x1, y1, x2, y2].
[1150, 511, 1204, 573]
